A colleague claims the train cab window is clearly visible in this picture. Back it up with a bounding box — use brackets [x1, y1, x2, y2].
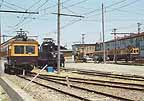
[26, 46, 35, 54]
[15, 46, 24, 54]
[134, 50, 136, 53]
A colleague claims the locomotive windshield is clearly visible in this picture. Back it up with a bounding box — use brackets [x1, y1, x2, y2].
[15, 46, 24, 54]
[14, 45, 35, 54]
[26, 46, 35, 54]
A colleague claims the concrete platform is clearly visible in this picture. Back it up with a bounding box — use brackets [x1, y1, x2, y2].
[65, 63, 144, 76]
[0, 76, 35, 101]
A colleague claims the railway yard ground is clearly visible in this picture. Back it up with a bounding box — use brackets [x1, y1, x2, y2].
[65, 62, 144, 76]
[1, 63, 144, 101]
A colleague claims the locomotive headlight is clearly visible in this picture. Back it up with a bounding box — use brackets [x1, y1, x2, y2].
[53, 54, 56, 58]
[9, 46, 12, 49]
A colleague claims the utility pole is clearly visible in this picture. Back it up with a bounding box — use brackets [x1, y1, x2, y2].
[113, 28, 117, 63]
[102, 3, 106, 63]
[137, 23, 141, 34]
[99, 32, 102, 42]
[57, 0, 61, 74]
[0, 9, 1, 53]
[55, 1, 84, 74]
[82, 34, 85, 57]
[82, 34, 85, 44]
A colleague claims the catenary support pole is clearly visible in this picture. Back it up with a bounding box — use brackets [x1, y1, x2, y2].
[102, 3, 106, 63]
[57, 0, 61, 74]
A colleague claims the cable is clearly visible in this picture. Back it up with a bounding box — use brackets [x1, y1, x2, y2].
[62, 5, 78, 14]
[53, 0, 142, 32]
[40, 0, 73, 11]
[27, 0, 43, 10]
[116, 9, 144, 16]
[105, 0, 127, 8]
[3, 1, 26, 10]
[85, 0, 142, 19]
[35, 0, 50, 11]
[17, 0, 87, 29]
[62, 0, 88, 9]
[2, 3, 18, 10]
[61, 19, 82, 29]
[61, 0, 88, 14]
[9, 0, 43, 30]
[82, 0, 128, 16]
[107, 0, 142, 13]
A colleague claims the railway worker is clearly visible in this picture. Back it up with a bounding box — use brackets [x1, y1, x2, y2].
[106, 56, 110, 63]
[60, 55, 65, 68]
[97, 56, 103, 63]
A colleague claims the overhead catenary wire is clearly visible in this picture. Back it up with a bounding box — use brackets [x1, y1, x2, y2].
[3, 1, 26, 10]
[58, 0, 130, 30]
[35, 0, 50, 11]
[8, 0, 73, 32]
[8, 0, 87, 31]
[6, 0, 143, 35]
[55, 0, 142, 31]
[40, 0, 74, 11]
[7, 0, 44, 31]
[2, 3, 18, 10]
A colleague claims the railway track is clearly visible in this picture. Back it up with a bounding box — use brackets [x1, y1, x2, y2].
[6, 67, 144, 100]
[63, 68, 144, 81]
[21, 72, 144, 100]
[31, 72, 144, 87]
[33, 74, 144, 91]
[18, 75, 91, 101]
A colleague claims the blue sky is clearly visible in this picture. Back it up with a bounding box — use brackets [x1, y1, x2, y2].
[0, 0, 144, 48]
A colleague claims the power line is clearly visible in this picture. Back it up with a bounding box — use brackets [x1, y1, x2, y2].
[35, 0, 50, 10]
[62, 0, 88, 9]
[62, 5, 78, 14]
[62, 0, 128, 20]
[3, 1, 26, 10]
[105, 0, 127, 8]
[40, 0, 73, 11]
[52, 13, 84, 18]
[55, 0, 142, 33]
[82, 0, 127, 16]
[85, 0, 142, 19]
[2, 3, 18, 10]
[106, 0, 142, 13]
[14, 0, 87, 31]
[116, 9, 144, 16]
[8, 0, 43, 30]
[28, 0, 43, 10]
[0, 10, 38, 14]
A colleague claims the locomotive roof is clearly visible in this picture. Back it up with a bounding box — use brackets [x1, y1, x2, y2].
[0, 37, 38, 46]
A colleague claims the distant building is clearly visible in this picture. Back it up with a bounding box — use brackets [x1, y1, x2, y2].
[72, 44, 96, 57]
[96, 32, 144, 58]
[60, 50, 74, 63]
